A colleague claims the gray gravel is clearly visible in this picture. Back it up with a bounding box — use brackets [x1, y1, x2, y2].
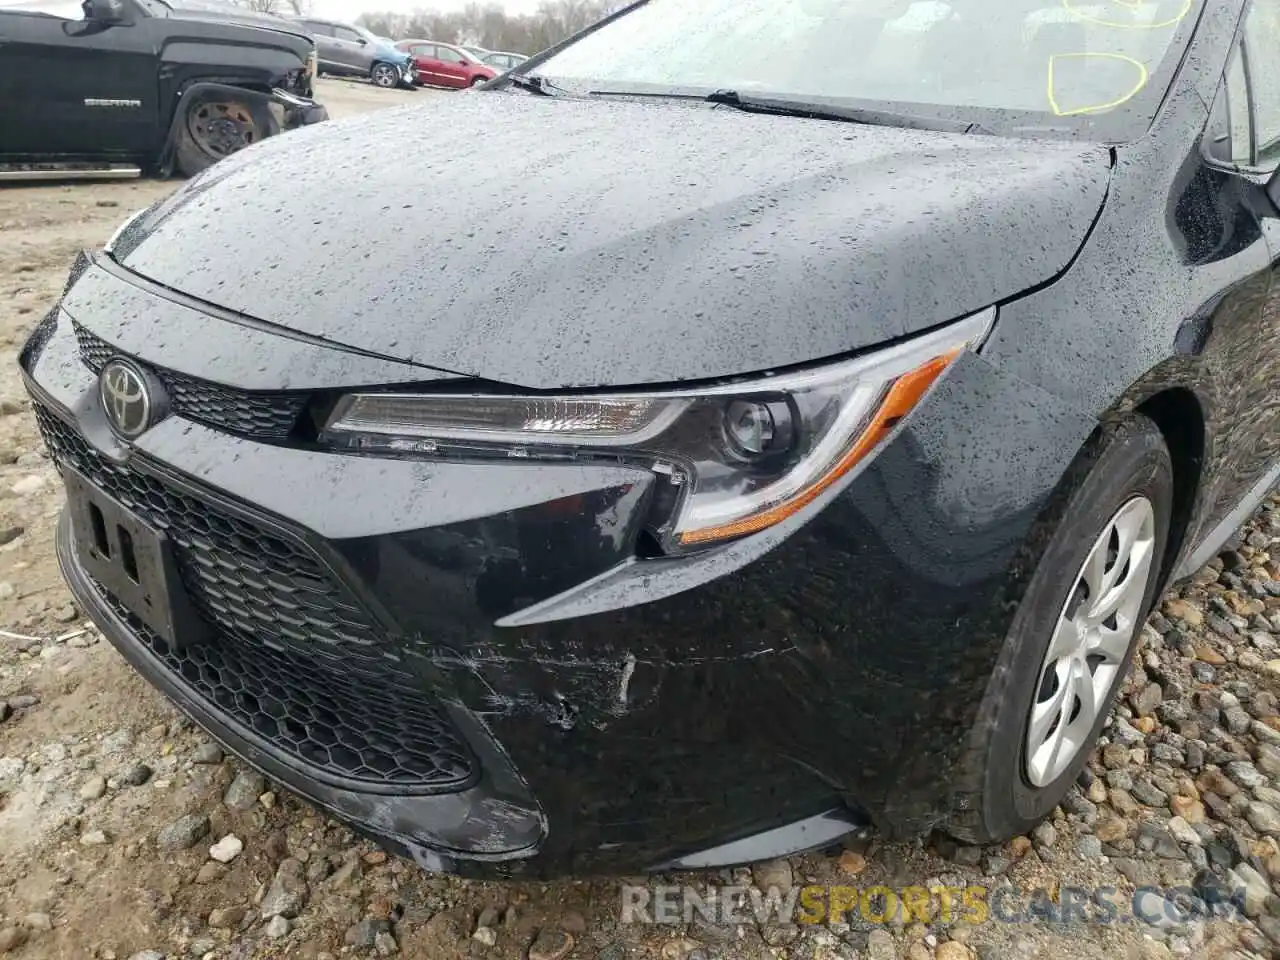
[155, 813, 209, 850]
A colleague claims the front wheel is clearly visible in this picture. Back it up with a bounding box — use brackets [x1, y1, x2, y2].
[470, 75, 489, 87]
[174, 96, 273, 178]
[370, 62, 398, 88]
[945, 414, 1174, 843]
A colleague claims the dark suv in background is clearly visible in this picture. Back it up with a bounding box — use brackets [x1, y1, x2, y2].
[0, 0, 326, 179]
[293, 16, 415, 89]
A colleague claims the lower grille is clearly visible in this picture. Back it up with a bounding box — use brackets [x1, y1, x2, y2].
[96, 585, 474, 788]
[36, 405, 477, 793]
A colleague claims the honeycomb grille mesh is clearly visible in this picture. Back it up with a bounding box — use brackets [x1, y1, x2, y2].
[73, 322, 308, 441]
[36, 405, 476, 792]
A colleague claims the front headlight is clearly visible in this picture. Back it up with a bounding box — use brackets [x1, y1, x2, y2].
[322, 308, 994, 551]
[103, 205, 151, 258]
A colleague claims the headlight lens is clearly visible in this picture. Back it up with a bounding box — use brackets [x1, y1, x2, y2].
[322, 308, 994, 551]
[102, 205, 150, 257]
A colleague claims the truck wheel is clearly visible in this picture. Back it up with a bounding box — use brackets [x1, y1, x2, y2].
[174, 97, 272, 178]
[370, 63, 398, 88]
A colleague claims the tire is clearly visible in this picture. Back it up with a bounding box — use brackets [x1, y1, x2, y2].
[173, 95, 275, 179]
[370, 62, 398, 88]
[470, 75, 488, 87]
[945, 414, 1174, 843]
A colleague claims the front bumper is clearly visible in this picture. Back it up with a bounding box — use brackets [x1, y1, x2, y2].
[383, 60, 416, 87]
[55, 511, 544, 871]
[20, 257, 1098, 877]
[271, 87, 329, 129]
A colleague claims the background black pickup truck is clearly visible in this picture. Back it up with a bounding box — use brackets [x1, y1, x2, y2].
[0, 0, 328, 180]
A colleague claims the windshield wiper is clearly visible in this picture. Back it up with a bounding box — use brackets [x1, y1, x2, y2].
[707, 90, 987, 134]
[588, 87, 988, 135]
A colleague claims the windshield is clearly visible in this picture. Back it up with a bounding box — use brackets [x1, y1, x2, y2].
[531, 0, 1204, 138]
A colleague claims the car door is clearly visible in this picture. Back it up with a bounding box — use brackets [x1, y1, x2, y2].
[1237, 2, 1280, 476]
[412, 43, 448, 86]
[331, 24, 371, 74]
[1186, 10, 1280, 557]
[406, 42, 433, 79]
[0, 0, 158, 158]
[432, 44, 470, 87]
[300, 21, 340, 74]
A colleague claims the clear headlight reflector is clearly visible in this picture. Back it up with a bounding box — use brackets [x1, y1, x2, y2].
[322, 307, 994, 550]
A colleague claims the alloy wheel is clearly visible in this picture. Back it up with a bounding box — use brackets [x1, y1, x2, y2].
[1024, 495, 1156, 787]
[372, 64, 397, 87]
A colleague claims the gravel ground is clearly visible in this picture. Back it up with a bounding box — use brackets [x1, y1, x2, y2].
[2, 78, 1280, 960]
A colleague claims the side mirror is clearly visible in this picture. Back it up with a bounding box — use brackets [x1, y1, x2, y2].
[357, 37, 368, 45]
[85, 0, 125, 22]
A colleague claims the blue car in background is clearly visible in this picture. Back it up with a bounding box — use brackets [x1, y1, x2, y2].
[292, 16, 416, 89]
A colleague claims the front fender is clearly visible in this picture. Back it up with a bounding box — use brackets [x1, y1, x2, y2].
[161, 39, 304, 93]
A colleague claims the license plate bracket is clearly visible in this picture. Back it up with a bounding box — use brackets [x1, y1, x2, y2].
[63, 467, 205, 649]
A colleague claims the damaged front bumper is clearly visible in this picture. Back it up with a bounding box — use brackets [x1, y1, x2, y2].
[19, 258, 1098, 877]
[271, 87, 329, 129]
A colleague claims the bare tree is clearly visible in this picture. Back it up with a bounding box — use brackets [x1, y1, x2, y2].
[358, 0, 618, 53]
[232, 0, 310, 16]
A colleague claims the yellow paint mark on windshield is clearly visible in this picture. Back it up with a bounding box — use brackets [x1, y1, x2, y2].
[1047, 52, 1149, 115]
[1061, 0, 1192, 29]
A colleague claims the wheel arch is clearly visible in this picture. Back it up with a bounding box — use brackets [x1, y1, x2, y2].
[1131, 386, 1207, 593]
[1029, 361, 1212, 601]
[1083, 348, 1214, 595]
[156, 81, 280, 178]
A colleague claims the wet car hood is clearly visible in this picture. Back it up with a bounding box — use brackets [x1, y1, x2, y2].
[112, 94, 1111, 390]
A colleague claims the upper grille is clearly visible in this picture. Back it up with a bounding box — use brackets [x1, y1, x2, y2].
[73, 323, 309, 441]
[36, 405, 477, 793]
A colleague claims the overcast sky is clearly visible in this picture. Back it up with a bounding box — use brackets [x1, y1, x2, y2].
[312, 0, 545, 19]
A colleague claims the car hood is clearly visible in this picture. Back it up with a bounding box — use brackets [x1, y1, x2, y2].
[112, 94, 1111, 390]
[168, 9, 314, 45]
[375, 42, 410, 62]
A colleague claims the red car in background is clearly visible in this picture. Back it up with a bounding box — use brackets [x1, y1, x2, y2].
[395, 40, 498, 88]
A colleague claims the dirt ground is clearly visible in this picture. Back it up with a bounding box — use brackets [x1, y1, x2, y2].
[0, 77, 1278, 960]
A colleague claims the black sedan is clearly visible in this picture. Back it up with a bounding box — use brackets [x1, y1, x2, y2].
[18, 0, 1280, 877]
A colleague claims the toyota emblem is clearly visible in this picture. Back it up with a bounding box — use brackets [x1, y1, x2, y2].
[99, 359, 159, 439]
